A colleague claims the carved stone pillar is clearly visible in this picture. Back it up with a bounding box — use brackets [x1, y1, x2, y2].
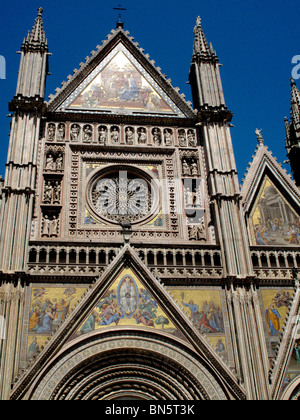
[226, 284, 270, 400]
[0, 279, 25, 400]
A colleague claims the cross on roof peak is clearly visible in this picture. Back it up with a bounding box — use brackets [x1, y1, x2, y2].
[113, 4, 127, 29]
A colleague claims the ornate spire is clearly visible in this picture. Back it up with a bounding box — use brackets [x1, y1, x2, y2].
[290, 78, 300, 127]
[285, 78, 300, 186]
[24, 7, 46, 47]
[193, 16, 211, 57]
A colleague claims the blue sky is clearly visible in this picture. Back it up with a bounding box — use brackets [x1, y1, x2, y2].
[0, 0, 299, 181]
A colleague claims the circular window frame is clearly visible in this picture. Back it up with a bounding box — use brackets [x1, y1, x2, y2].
[86, 165, 160, 226]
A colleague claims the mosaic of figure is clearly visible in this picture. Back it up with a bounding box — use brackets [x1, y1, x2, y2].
[180, 292, 225, 334]
[250, 177, 300, 246]
[23, 286, 86, 362]
[69, 50, 174, 114]
[28, 287, 78, 335]
[76, 271, 177, 338]
[262, 289, 293, 337]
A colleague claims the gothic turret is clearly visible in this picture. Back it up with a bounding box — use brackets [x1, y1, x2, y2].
[0, 7, 49, 273]
[189, 17, 227, 112]
[285, 78, 300, 186]
[0, 8, 51, 400]
[189, 17, 252, 280]
[15, 7, 49, 98]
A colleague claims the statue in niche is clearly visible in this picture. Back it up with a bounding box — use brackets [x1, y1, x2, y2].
[164, 129, 173, 146]
[98, 127, 107, 145]
[138, 128, 147, 144]
[44, 181, 53, 203]
[182, 159, 190, 176]
[152, 129, 161, 146]
[178, 130, 187, 147]
[53, 181, 61, 203]
[70, 124, 80, 141]
[184, 184, 202, 208]
[41, 214, 59, 237]
[187, 130, 197, 147]
[185, 187, 194, 207]
[56, 154, 63, 171]
[47, 124, 55, 141]
[188, 223, 206, 241]
[41, 215, 51, 237]
[111, 128, 119, 144]
[83, 125, 93, 142]
[57, 124, 65, 141]
[45, 154, 55, 171]
[191, 159, 199, 176]
[126, 127, 134, 145]
[50, 216, 59, 237]
[194, 186, 202, 207]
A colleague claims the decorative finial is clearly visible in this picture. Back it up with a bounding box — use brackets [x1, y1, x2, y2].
[38, 7, 44, 16]
[113, 4, 127, 29]
[193, 15, 211, 57]
[255, 128, 264, 145]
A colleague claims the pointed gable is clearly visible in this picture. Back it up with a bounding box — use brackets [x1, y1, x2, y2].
[74, 266, 178, 340]
[241, 134, 300, 247]
[11, 244, 242, 400]
[47, 28, 195, 118]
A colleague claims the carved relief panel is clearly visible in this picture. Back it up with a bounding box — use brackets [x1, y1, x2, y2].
[35, 123, 215, 244]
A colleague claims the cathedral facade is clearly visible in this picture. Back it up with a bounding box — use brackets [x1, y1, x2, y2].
[0, 8, 299, 400]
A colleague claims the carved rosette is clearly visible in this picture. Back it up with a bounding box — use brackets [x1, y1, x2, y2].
[87, 166, 159, 225]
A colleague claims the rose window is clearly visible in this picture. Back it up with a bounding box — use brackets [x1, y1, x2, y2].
[88, 167, 158, 225]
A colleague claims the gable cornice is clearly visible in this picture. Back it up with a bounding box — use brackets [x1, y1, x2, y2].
[47, 28, 196, 118]
[241, 142, 300, 215]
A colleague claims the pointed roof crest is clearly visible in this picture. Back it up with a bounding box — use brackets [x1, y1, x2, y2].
[255, 128, 264, 146]
[290, 77, 300, 126]
[193, 16, 210, 57]
[24, 7, 46, 47]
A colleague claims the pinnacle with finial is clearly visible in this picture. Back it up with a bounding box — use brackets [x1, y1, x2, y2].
[255, 128, 264, 146]
[193, 16, 214, 59]
[25, 7, 46, 46]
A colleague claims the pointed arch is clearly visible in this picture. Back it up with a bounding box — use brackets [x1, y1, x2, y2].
[24, 331, 230, 400]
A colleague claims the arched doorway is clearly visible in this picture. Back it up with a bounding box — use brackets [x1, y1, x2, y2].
[26, 332, 229, 400]
[281, 377, 300, 401]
